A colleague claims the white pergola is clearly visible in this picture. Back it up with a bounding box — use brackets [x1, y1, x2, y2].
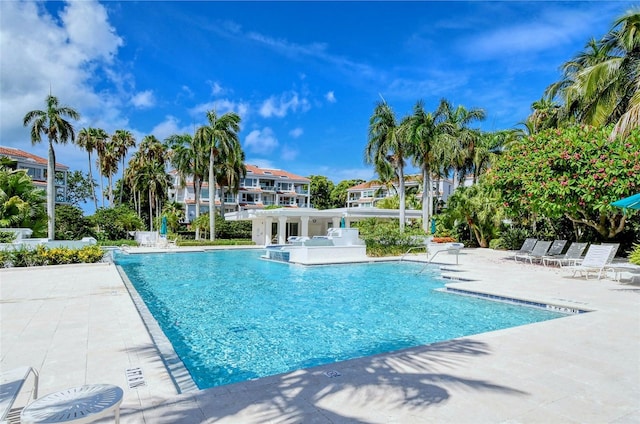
[225, 207, 423, 245]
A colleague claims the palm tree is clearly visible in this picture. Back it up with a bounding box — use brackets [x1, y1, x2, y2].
[197, 110, 242, 241]
[217, 140, 246, 216]
[23, 94, 80, 239]
[365, 100, 409, 232]
[547, 8, 640, 139]
[404, 100, 453, 232]
[439, 100, 486, 188]
[165, 133, 208, 239]
[100, 141, 119, 207]
[76, 127, 101, 210]
[111, 129, 136, 205]
[89, 128, 110, 208]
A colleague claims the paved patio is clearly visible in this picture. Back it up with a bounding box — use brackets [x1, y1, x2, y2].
[1, 248, 638, 423]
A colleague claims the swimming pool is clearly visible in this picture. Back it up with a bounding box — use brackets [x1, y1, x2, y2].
[115, 249, 566, 389]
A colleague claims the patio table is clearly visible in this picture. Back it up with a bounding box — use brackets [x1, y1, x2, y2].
[20, 384, 123, 424]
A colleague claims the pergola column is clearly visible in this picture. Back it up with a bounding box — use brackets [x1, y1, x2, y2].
[300, 216, 309, 237]
[278, 216, 287, 244]
[332, 217, 340, 228]
[265, 217, 273, 245]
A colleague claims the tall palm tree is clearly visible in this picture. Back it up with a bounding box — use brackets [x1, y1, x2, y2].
[404, 100, 452, 232]
[217, 141, 246, 216]
[23, 94, 80, 239]
[100, 141, 119, 207]
[439, 100, 486, 188]
[547, 8, 640, 139]
[365, 100, 409, 232]
[111, 129, 136, 205]
[76, 127, 100, 210]
[197, 110, 242, 241]
[90, 128, 110, 207]
[165, 133, 208, 239]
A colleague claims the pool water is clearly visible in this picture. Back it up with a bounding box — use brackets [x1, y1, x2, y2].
[115, 249, 565, 389]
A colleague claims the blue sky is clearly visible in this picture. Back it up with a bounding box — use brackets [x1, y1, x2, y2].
[0, 1, 635, 203]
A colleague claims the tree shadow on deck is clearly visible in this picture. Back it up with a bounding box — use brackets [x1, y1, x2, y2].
[123, 338, 528, 423]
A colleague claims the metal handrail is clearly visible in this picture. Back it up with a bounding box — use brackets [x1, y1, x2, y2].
[400, 246, 427, 261]
[416, 246, 462, 274]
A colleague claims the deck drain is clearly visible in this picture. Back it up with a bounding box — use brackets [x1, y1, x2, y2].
[125, 367, 147, 389]
[323, 370, 341, 378]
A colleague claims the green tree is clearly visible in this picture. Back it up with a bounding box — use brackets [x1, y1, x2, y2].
[90, 205, 144, 241]
[55, 204, 93, 240]
[546, 9, 640, 139]
[23, 94, 80, 239]
[165, 133, 208, 240]
[76, 127, 103, 209]
[440, 183, 503, 248]
[65, 170, 95, 206]
[490, 125, 640, 238]
[161, 201, 185, 233]
[331, 179, 364, 208]
[309, 175, 335, 209]
[111, 129, 136, 205]
[197, 110, 242, 241]
[366, 100, 409, 231]
[404, 100, 452, 232]
[0, 169, 47, 235]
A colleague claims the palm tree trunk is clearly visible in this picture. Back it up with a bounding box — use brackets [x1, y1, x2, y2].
[193, 180, 201, 240]
[421, 167, 430, 233]
[47, 139, 56, 240]
[397, 166, 405, 232]
[119, 157, 125, 205]
[148, 189, 153, 231]
[87, 152, 98, 210]
[209, 150, 216, 241]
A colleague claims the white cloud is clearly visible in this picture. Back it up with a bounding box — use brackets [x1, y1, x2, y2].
[259, 91, 310, 118]
[208, 81, 224, 95]
[244, 127, 278, 154]
[325, 91, 336, 103]
[150, 115, 192, 141]
[131, 90, 155, 109]
[289, 127, 304, 138]
[190, 99, 250, 123]
[0, 0, 125, 153]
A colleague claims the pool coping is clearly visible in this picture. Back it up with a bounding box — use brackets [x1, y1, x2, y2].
[116, 265, 200, 394]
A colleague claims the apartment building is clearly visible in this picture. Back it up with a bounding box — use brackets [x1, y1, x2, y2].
[0, 146, 69, 203]
[346, 174, 460, 209]
[168, 164, 311, 223]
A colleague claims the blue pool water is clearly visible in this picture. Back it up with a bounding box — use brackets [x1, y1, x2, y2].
[115, 249, 566, 389]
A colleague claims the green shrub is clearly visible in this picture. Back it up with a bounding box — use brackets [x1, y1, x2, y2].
[489, 238, 507, 250]
[0, 231, 17, 243]
[629, 244, 640, 265]
[500, 227, 532, 251]
[177, 239, 255, 247]
[354, 218, 425, 257]
[0, 245, 105, 267]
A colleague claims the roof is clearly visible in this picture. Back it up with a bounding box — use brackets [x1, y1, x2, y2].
[0, 146, 69, 170]
[245, 164, 309, 182]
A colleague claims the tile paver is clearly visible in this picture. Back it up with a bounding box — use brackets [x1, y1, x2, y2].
[1, 248, 638, 423]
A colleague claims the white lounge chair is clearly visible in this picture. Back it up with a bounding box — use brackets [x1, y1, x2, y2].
[565, 244, 615, 280]
[514, 240, 552, 263]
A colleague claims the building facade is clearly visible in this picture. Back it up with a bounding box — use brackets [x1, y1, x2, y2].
[168, 164, 311, 223]
[0, 146, 69, 204]
[346, 175, 458, 209]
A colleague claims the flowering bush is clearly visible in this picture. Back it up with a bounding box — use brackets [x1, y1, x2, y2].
[431, 237, 457, 243]
[489, 125, 640, 238]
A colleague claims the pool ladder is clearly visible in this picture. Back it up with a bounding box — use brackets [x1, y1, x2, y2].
[401, 246, 462, 274]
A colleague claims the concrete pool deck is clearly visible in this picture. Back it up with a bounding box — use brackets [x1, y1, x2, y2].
[1, 247, 638, 423]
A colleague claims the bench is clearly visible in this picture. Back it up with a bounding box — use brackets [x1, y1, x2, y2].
[0, 366, 39, 423]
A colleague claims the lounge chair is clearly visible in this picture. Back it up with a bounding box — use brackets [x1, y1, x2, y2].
[532, 239, 566, 264]
[514, 240, 552, 263]
[564, 244, 615, 280]
[511, 238, 537, 259]
[543, 242, 588, 267]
